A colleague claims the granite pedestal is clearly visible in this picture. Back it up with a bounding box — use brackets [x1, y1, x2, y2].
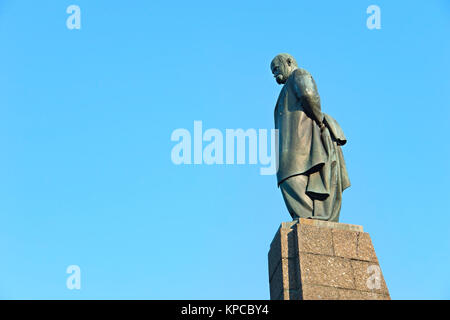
[268, 218, 390, 300]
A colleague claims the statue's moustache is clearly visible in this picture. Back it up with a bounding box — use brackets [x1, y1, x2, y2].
[275, 74, 284, 84]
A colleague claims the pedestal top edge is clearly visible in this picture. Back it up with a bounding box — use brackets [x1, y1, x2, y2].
[279, 218, 364, 232]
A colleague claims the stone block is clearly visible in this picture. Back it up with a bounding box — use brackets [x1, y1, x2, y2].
[301, 284, 339, 300]
[351, 260, 389, 296]
[299, 253, 355, 289]
[332, 229, 358, 259]
[356, 232, 379, 262]
[296, 223, 334, 256]
[337, 289, 390, 300]
[269, 257, 300, 300]
[298, 218, 363, 232]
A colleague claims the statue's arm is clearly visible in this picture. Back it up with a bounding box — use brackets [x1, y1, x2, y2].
[293, 69, 324, 127]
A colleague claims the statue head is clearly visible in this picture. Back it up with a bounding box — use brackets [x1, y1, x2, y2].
[270, 53, 298, 85]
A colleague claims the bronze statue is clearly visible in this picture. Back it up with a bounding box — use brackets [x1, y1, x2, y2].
[271, 53, 350, 222]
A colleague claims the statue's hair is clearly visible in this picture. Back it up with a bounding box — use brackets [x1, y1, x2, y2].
[271, 53, 298, 68]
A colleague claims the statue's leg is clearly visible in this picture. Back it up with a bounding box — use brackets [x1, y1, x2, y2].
[311, 141, 343, 223]
[279, 174, 313, 220]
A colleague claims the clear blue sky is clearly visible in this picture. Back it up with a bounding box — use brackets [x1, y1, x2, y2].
[0, 0, 449, 299]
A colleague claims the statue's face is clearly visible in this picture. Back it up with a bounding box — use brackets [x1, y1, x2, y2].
[271, 58, 291, 85]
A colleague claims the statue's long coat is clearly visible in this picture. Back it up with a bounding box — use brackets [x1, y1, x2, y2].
[274, 68, 350, 221]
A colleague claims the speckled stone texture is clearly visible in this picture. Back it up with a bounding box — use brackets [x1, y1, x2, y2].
[268, 218, 390, 300]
